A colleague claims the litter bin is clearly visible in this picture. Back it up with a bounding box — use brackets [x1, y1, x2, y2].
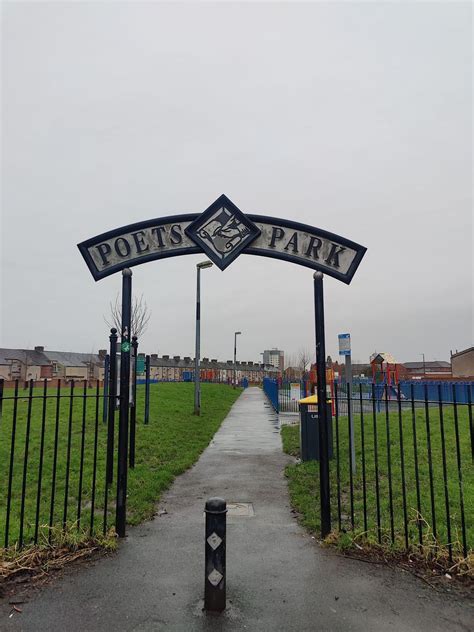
[299, 395, 333, 462]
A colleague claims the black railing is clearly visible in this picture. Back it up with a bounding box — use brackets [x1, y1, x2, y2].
[0, 379, 115, 549]
[331, 382, 473, 559]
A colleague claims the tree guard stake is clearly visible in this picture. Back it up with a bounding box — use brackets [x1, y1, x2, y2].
[204, 497, 227, 612]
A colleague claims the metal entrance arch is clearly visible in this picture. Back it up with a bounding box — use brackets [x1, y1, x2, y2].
[78, 194, 367, 538]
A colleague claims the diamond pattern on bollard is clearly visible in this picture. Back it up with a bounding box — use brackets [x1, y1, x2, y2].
[207, 532, 222, 551]
[207, 569, 223, 587]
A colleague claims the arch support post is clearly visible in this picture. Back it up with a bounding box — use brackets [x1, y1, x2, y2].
[313, 272, 331, 538]
[116, 268, 132, 537]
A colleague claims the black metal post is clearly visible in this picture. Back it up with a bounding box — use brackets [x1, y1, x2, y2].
[77, 380, 88, 531]
[63, 380, 75, 530]
[90, 381, 100, 537]
[116, 269, 132, 538]
[34, 379, 48, 544]
[0, 378, 4, 417]
[48, 380, 61, 544]
[129, 336, 138, 468]
[144, 354, 150, 425]
[313, 272, 331, 538]
[106, 329, 118, 485]
[103, 354, 110, 424]
[204, 497, 227, 612]
[5, 380, 19, 547]
[19, 379, 34, 547]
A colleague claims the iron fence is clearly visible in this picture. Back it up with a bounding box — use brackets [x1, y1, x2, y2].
[331, 382, 473, 558]
[0, 379, 115, 549]
[264, 378, 313, 413]
[265, 377, 473, 557]
[277, 380, 307, 413]
[0, 363, 240, 550]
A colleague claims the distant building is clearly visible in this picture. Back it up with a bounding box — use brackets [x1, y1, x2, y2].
[402, 361, 451, 378]
[0, 346, 107, 383]
[451, 347, 474, 378]
[283, 366, 304, 380]
[262, 349, 284, 372]
[147, 355, 278, 383]
[331, 361, 371, 379]
[0, 345, 278, 385]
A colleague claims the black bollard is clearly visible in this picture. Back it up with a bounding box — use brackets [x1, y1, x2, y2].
[204, 497, 227, 612]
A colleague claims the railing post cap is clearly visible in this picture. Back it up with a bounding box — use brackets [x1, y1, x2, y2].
[205, 497, 227, 514]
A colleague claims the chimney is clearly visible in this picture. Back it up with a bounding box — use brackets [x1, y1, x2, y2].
[162, 355, 169, 360]
[173, 355, 180, 361]
[248, 361, 253, 366]
[98, 349, 107, 359]
[211, 359, 217, 364]
[184, 356, 191, 363]
[202, 357, 209, 363]
[34, 346, 44, 352]
[227, 360, 233, 365]
[151, 354, 158, 360]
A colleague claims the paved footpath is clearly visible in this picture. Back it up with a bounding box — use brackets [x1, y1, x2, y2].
[2, 388, 472, 631]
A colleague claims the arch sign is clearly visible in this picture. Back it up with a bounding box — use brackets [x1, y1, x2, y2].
[78, 194, 367, 539]
[78, 195, 366, 284]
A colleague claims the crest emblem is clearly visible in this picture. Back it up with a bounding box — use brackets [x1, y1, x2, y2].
[185, 195, 260, 270]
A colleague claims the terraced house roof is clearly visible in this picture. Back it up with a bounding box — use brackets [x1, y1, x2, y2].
[0, 347, 104, 368]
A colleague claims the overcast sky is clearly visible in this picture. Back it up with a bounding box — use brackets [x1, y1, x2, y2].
[1, 1, 472, 365]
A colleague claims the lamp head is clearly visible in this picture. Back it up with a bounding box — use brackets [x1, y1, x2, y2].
[197, 260, 213, 269]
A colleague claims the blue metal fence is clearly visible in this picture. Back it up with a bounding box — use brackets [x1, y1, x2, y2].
[267, 378, 474, 415]
[399, 381, 473, 404]
[263, 377, 279, 412]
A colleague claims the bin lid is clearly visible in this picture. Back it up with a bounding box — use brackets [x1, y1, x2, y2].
[299, 395, 332, 404]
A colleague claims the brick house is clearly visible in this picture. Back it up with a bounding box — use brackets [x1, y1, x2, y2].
[451, 347, 474, 379]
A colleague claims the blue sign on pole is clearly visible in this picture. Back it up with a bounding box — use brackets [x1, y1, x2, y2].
[338, 333, 351, 356]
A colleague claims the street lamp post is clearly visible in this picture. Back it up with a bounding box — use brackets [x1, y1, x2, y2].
[194, 260, 213, 415]
[233, 331, 241, 388]
[422, 353, 426, 377]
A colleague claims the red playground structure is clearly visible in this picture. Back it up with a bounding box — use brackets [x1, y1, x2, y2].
[370, 352, 399, 397]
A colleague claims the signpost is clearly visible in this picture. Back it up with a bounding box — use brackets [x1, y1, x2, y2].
[339, 333, 355, 474]
[338, 333, 351, 357]
[290, 383, 301, 402]
[136, 356, 145, 374]
[116, 269, 132, 538]
[78, 195, 367, 540]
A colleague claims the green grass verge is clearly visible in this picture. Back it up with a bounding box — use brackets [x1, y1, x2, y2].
[0, 382, 242, 548]
[281, 405, 473, 561]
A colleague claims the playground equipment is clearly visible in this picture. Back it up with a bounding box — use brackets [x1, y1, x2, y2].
[370, 352, 399, 398]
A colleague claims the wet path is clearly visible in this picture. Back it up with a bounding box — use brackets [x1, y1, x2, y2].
[2, 388, 471, 631]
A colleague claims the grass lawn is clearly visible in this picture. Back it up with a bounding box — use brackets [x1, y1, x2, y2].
[0, 382, 242, 549]
[281, 404, 473, 560]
